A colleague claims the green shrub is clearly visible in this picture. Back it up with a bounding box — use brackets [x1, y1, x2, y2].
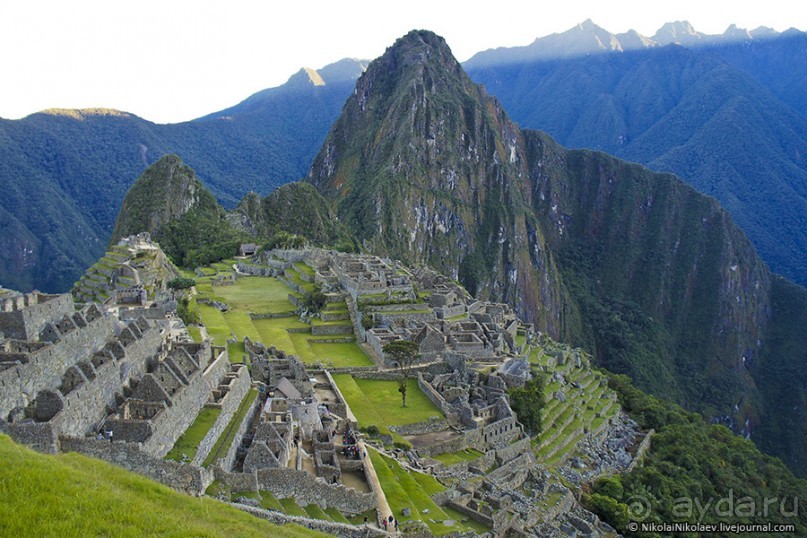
[167, 277, 196, 290]
[362, 425, 380, 437]
[507, 370, 545, 435]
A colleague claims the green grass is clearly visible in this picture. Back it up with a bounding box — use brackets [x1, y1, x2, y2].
[284, 269, 315, 292]
[227, 340, 247, 364]
[430, 448, 483, 467]
[323, 301, 348, 312]
[303, 504, 332, 521]
[410, 467, 448, 496]
[332, 376, 443, 435]
[279, 497, 308, 517]
[368, 448, 487, 535]
[213, 276, 295, 313]
[324, 507, 350, 523]
[192, 273, 373, 368]
[187, 325, 203, 343]
[442, 505, 491, 534]
[347, 509, 377, 525]
[165, 406, 222, 462]
[203, 389, 257, 467]
[293, 262, 315, 277]
[0, 435, 322, 537]
[354, 378, 442, 424]
[258, 491, 284, 512]
[331, 374, 389, 434]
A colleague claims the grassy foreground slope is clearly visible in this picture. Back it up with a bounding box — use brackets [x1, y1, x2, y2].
[0, 435, 322, 538]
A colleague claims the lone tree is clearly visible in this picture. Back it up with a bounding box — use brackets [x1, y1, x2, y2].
[382, 340, 420, 408]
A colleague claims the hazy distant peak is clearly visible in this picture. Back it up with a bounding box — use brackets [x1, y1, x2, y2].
[286, 67, 326, 88]
[652, 20, 704, 45]
[316, 57, 369, 83]
[749, 26, 779, 39]
[723, 24, 753, 41]
[615, 29, 657, 50]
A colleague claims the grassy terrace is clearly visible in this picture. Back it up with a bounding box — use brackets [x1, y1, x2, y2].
[527, 342, 620, 466]
[191, 271, 373, 367]
[208, 486, 359, 524]
[203, 389, 258, 467]
[369, 448, 489, 535]
[431, 448, 484, 466]
[165, 406, 222, 462]
[0, 435, 321, 538]
[331, 375, 443, 435]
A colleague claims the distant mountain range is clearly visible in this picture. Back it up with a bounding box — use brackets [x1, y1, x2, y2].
[0, 59, 367, 292]
[0, 20, 805, 294]
[464, 19, 793, 66]
[465, 20, 807, 287]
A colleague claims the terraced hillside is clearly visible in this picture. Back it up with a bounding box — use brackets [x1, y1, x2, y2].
[73, 240, 178, 304]
[527, 336, 621, 467]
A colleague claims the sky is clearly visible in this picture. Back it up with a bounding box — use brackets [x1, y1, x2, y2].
[0, 0, 803, 124]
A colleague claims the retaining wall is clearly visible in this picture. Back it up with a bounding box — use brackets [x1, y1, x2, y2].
[192, 365, 251, 466]
[60, 436, 214, 495]
[234, 504, 386, 538]
[256, 467, 377, 514]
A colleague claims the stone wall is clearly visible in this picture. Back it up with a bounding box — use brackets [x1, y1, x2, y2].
[446, 499, 496, 528]
[0, 293, 73, 340]
[235, 263, 277, 277]
[321, 370, 357, 429]
[215, 467, 259, 492]
[192, 364, 251, 466]
[416, 374, 453, 416]
[310, 324, 353, 336]
[0, 310, 114, 418]
[483, 418, 520, 447]
[255, 467, 377, 514]
[627, 429, 654, 473]
[419, 429, 483, 458]
[351, 370, 404, 381]
[390, 417, 449, 437]
[435, 304, 466, 320]
[234, 504, 386, 538]
[248, 312, 295, 320]
[494, 436, 532, 465]
[214, 391, 261, 471]
[0, 309, 116, 418]
[60, 436, 214, 495]
[141, 348, 230, 457]
[2, 420, 59, 453]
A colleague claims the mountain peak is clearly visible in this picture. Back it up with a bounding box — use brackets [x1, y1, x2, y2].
[652, 20, 704, 45]
[287, 67, 326, 87]
[384, 29, 459, 69]
[110, 155, 221, 244]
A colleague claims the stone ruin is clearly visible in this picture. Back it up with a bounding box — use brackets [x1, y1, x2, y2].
[2, 248, 641, 536]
